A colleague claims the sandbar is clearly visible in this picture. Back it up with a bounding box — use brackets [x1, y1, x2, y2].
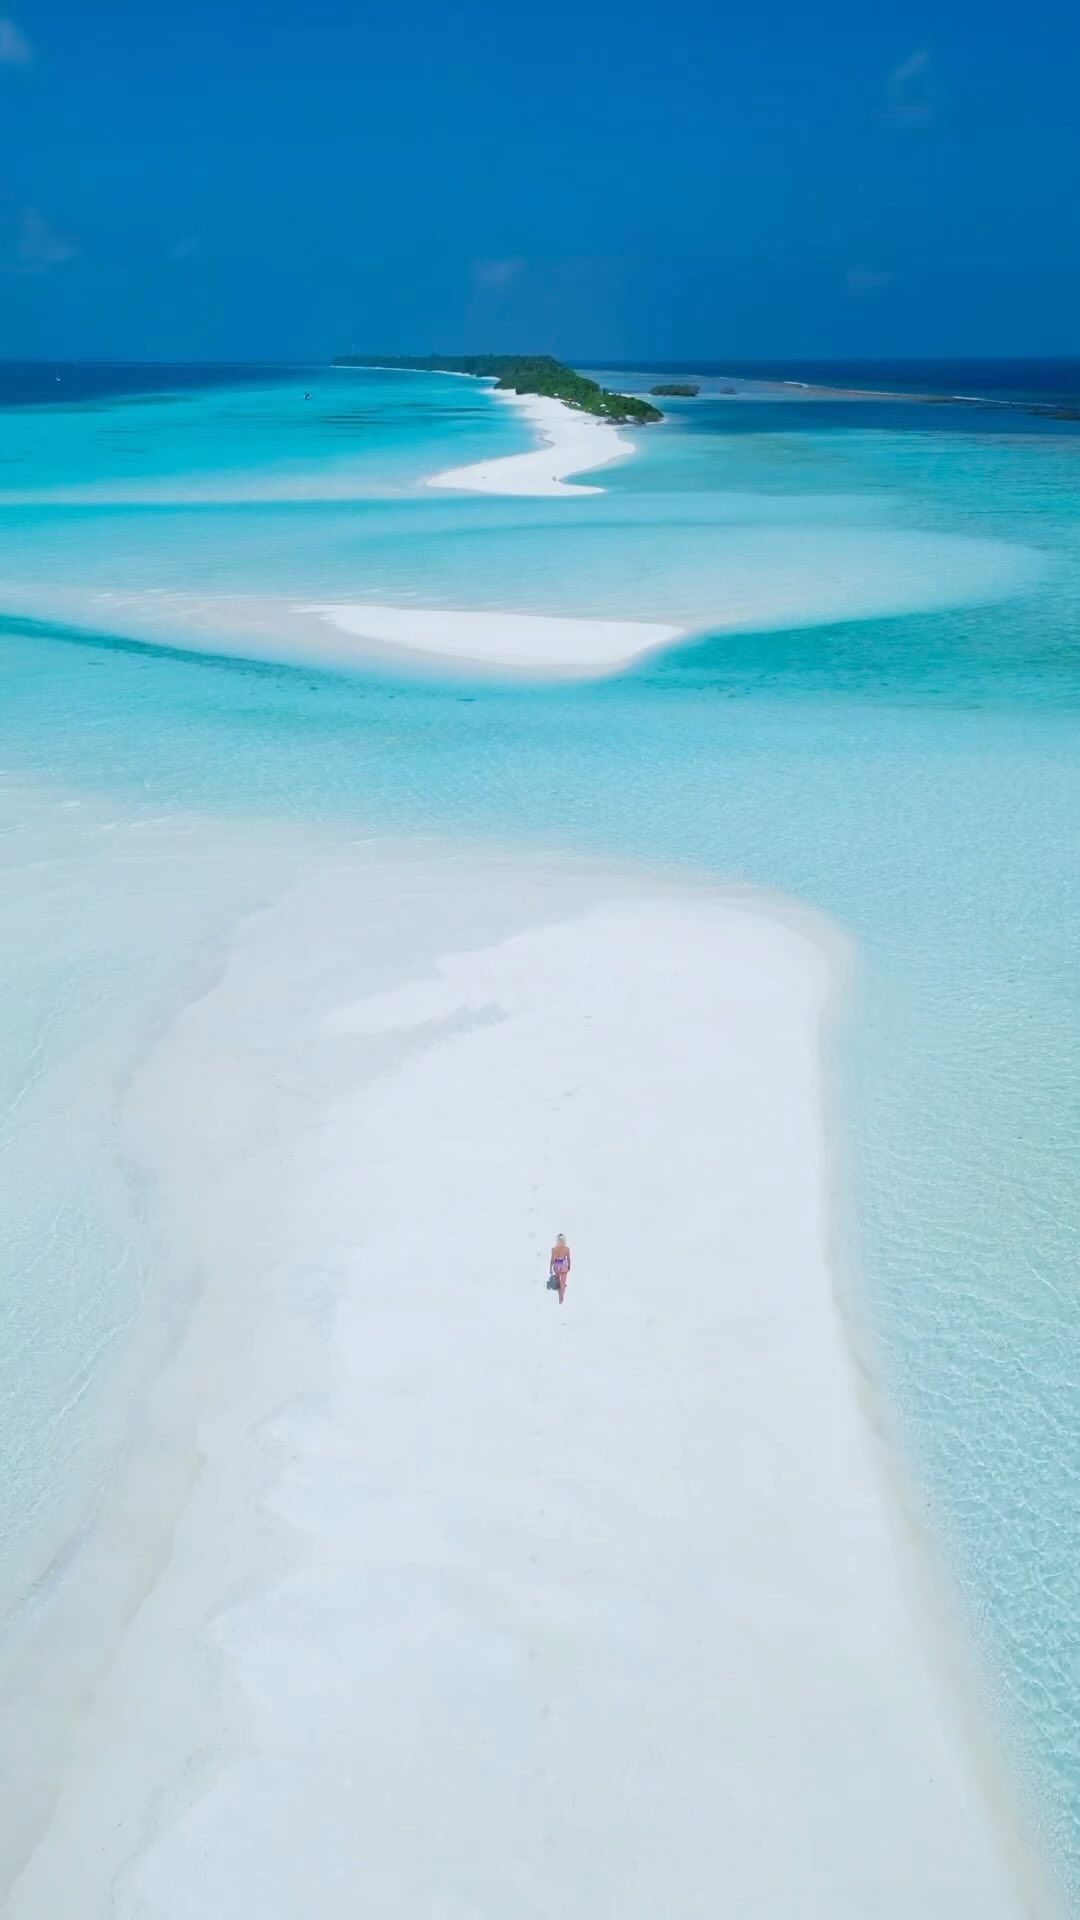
[3, 842, 1045, 1919]
[427, 390, 637, 495]
[300, 600, 684, 671]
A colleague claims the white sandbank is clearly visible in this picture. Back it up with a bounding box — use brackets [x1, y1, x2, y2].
[300, 600, 684, 671]
[427, 389, 637, 495]
[0, 583, 685, 680]
[4, 841, 1046, 1919]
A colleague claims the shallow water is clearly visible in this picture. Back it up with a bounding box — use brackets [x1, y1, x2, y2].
[2, 366, 1080, 1897]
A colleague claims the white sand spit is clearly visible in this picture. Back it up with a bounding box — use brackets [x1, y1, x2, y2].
[427, 390, 636, 495]
[4, 846, 1043, 1919]
[300, 600, 684, 671]
[0, 583, 686, 678]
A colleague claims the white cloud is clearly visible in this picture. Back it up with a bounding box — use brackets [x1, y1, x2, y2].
[890, 48, 928, 88]
[883, 47, 934, 125]
[0, 205, 80, 274]
[846, 265, 894, 296]
[473, 257, 524, 292]
[0, 16, 32, 64]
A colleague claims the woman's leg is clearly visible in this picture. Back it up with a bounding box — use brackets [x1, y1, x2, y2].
[558, 1270, 567, 1305]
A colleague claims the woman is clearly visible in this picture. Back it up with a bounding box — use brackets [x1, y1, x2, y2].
[550, 1233, 571, 1306]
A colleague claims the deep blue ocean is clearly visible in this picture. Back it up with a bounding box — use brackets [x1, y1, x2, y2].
[2, 359, 1080, 1900]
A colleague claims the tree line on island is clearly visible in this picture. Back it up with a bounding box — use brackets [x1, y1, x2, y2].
[332, 354, 663, 424]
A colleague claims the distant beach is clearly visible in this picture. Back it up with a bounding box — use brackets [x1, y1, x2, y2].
[0, 376, 1042, 681]
[428, 389, 637, 495]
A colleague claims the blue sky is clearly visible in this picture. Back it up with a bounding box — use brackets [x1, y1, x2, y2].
[1, 0, 1078, 360]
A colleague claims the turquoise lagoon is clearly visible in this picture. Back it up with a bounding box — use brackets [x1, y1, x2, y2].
[2, 364, 1080, 1897]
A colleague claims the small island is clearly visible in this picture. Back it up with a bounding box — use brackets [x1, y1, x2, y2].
[650, 382, 699, 397]
[333, 354, 663, 425]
